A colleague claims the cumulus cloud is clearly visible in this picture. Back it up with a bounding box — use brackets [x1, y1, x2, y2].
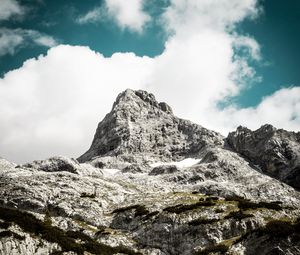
[0, 45, 153, 163]
[105, 0, 150, 32]
[0, 0, 24, 21]
[76, 0, 150, 32]
[0, 0, 299, 163]
[147, 0, 261, 122]
[205, 87, 300, 134]
[0, 28, 58, 56]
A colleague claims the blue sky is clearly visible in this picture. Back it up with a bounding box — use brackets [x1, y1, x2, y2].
[0, 0, 299, 162]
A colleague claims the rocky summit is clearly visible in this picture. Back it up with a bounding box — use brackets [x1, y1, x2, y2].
[78, 89, 223, 165]
[1, 89, 300, 255]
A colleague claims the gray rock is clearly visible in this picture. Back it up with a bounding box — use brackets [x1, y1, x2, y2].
[122, 164, 145, 173]
[20, 156, 81, 174]
[149, 165, 179, 176]
[78, 89, 224, 163]
[227, 124, 300, 189]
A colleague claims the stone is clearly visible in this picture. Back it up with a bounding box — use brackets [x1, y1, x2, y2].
[227, 124, 300, 189]
[149, 165, 179, 175]
[21, 156, 81, 174]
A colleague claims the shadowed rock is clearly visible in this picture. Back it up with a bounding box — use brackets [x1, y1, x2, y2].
[227, 124, 300, 189]
[149, 165, 179, 175]
[21, 156, 80, 174]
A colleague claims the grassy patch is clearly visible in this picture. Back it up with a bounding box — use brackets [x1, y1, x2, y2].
[74, 219, 97, 232]
[80, 192, 96, 198]
[0, 221, 12, 229]
[0, 206, 141, 255]
[95, 226, 112, 236]
[195, 236, 241, 255]
[230, 218, 300, 248]
[112, 205, 149, 217]
[206, 196, 220, 202]
[239, 201, 282, 211]
[259, 219, 300, 237]
[0, 230, 25, 240]
[195, 243, 228, 255]
[215, 208, 225, 213]
[163, 200, 216, 214]
[188, 218, 220, 226]
[224, 210, 254, 220]
[225, 196, 282, 211]
[142, 211, 159, 221]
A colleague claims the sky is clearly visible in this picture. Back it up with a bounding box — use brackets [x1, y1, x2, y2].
[0, 0, 299, 163]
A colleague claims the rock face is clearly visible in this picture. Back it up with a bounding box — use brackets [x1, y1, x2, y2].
[227, 124, 300, 189]
[21, 156, 81, 174]
[78, 89, 223, 164]
[1, 89, 300, 255]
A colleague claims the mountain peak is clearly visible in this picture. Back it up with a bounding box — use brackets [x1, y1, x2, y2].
[78, 89, 223, 163]
[112, 89, 173, 115]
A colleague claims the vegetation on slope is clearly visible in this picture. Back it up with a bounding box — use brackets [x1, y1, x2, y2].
[0, 206, 141, 255]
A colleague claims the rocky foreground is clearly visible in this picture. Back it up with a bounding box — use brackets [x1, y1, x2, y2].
[0, 89, 300, 255]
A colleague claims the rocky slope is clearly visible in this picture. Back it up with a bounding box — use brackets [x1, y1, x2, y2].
[227, 125, 300, 189]
[1, 89, 300, 255]
[78, 89, 223, 165]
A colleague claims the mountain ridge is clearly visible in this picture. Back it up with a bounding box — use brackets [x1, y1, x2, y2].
[0, 88, 300, 255]
[78, 89, 224, 164]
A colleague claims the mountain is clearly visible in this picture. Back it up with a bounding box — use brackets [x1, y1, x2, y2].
[78, 89, 223, 164]
[227, 125, 300, 189]
[0, 89, 300, 255]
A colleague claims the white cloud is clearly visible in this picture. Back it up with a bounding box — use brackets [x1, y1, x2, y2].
[77, 0, 151, 32]
[105, 0, 151, 32]
[146, 0, 261, 122]
[0, 0, 24, 21]
[205, 87, 300, 134]
[161, 0, 259, 36]
[0, 0, 299, 163]
[30, 33, 58, 48]
[76, 7, 103, 24]
[0, 45, 153, 163]
[0, 28, 58, 56]
[0, 29, 23, 56]
[0, 1, 57, 54]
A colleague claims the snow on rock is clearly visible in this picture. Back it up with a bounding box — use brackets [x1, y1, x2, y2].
[150, 158, 201, 168]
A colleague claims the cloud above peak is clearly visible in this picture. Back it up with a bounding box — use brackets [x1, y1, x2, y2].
[77, 0, 150, 33]
[162, 0, 259, 35]
[105, 0, 151, 32]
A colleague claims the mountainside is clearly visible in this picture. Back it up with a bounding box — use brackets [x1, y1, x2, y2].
[78, 89, 223, 164]
[227, 125, 300, 189]
[1, 89, 300, 255]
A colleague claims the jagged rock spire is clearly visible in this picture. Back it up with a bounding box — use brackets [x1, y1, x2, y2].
[78, 89, 224, 162]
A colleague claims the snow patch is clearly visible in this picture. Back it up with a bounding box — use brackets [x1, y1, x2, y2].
[101, 168, 121, 176]
[150, 158, 200, 168]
